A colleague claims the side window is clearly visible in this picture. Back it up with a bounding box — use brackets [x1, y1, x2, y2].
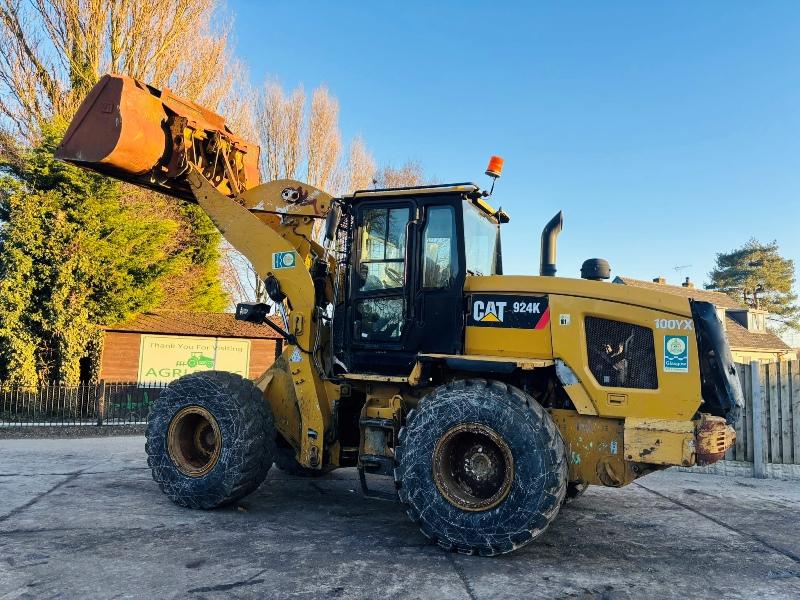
[359, 207, 410, 292]
[422, 206, 458, 289]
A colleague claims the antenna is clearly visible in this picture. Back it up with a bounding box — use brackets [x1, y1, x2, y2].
[673, 264, 692, 277]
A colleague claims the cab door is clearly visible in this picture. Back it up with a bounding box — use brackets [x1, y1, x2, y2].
[348, 201, 415, 373]
[346, 197, 464, 374]
[407, 201, 463, 356]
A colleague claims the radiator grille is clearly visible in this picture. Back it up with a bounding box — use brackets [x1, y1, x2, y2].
[585, 317, 658, 389]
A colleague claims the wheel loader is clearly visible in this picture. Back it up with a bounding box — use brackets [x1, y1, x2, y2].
[56, 74, 742, 556]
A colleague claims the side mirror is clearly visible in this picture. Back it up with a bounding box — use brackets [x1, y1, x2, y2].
[235, 302, 272, 323]
[323, 204, 341, 245]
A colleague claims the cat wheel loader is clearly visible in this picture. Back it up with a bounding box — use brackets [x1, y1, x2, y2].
[56, 74, 742, 556]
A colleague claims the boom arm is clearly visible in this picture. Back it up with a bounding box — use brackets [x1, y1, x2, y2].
[187, 169, 334, 468]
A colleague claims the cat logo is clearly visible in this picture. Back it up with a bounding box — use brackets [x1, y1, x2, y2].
[469, 294, 550, 329]
[473, 300, 506, 323]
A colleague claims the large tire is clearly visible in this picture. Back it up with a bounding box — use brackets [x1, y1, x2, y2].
[145, 371, 275, 509]
[395, 379, 567, 556]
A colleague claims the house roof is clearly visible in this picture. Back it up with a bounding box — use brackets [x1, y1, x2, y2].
[612, 276, 742, 309]
[104, 310, 284, 340]
[722, 318, 791, 351]
[614, 276, 791, 353]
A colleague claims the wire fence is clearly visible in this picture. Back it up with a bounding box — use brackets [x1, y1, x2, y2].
[0, 381, 168, 427]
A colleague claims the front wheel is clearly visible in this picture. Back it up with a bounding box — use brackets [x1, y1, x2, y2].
[146, 371, 276, 509]
[395, 379, 567, 556]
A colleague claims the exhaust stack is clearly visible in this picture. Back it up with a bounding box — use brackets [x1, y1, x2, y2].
[540, 211, 563, 277]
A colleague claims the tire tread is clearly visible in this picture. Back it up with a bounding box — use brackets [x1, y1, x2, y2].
[395, 378, 567, 556]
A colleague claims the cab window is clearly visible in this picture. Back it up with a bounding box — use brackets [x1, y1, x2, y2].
[463, 203, 499, 276]
[422, 206, 458, 289]
[358, 207, 410, 292]
[357, 297, 404, 341]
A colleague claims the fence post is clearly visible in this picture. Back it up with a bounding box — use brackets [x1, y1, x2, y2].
[751, 361, 766, 478]
[96, 380, 106, 426]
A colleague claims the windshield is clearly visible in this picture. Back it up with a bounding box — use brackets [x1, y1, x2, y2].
[463, 203, 500, 276]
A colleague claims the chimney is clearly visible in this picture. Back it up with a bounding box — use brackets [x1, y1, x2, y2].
[682, 277, 694, 289]
[653, 277, 666, 284]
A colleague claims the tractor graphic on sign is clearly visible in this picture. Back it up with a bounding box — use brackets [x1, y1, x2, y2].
[186, 352, 215, 369]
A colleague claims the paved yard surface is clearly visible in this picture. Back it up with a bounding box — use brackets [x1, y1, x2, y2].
[1, 436, 798, 600]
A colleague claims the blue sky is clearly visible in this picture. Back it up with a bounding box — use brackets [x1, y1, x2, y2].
[229, 1, 799, 292]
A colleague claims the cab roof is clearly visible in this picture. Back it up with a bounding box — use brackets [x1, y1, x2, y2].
[342, 182, 509, 223]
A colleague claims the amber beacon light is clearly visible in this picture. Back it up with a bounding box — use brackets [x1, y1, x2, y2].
[485, 155, 504, 194]
[485, 155, 504, 178]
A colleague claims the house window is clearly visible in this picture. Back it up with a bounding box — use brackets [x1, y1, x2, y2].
[750, 312, 766, 333]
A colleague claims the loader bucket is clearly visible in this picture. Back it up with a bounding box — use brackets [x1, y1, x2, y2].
[56, 74, 260, 202]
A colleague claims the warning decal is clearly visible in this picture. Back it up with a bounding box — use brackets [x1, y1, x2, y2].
[468, 295, 550, 329]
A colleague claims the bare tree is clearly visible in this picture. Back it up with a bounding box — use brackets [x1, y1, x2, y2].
[253, 80, 347, 192]
[0, 0, 237, 142]
[374, 161, 425, 188]
[218, 241, 265, 304]
[258, 81, 305, 181]
[345, 135, 375, 193]
[216, 66, 257, 137]
[306, 86, 342, 192]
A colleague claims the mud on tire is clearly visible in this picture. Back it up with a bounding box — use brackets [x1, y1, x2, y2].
[395, 379, 567, 556]
[145, 371, 276, 509]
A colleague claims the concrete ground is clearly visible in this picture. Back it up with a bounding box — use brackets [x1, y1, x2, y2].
[1, 437, 798, 600]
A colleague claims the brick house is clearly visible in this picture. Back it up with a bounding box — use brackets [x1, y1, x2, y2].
[613, 276, 794, 363]
[97, 311, 283, 382]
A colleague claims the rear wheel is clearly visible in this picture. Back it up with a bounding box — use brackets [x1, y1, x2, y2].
[146, 371, 275, 509]
[395, 379, 567, 556]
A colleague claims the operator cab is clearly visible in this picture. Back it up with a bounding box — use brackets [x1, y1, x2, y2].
[333, 184, 507, 375]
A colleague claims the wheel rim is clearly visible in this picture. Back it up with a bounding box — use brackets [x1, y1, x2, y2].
[167, 406, 222, 477]
[432, 422, 514, 512]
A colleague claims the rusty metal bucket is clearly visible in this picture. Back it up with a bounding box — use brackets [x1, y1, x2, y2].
[56, 74, 260, 201]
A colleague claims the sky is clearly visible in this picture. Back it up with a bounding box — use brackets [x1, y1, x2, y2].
[228, 1, 799, 307]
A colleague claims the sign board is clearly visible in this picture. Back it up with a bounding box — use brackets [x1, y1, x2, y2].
[138, 335, 251, 383]
[663, 335, 689, 373]
[272, 251, 297, 269]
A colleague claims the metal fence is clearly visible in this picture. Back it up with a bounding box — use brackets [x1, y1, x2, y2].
[0, 381, 167, 426]
[726, 360, 800, 472]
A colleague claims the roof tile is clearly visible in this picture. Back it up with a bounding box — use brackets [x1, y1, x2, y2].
[613, 276, 741, 308]
[722, 317, 790, 351]
[104, 310, 284, 339]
